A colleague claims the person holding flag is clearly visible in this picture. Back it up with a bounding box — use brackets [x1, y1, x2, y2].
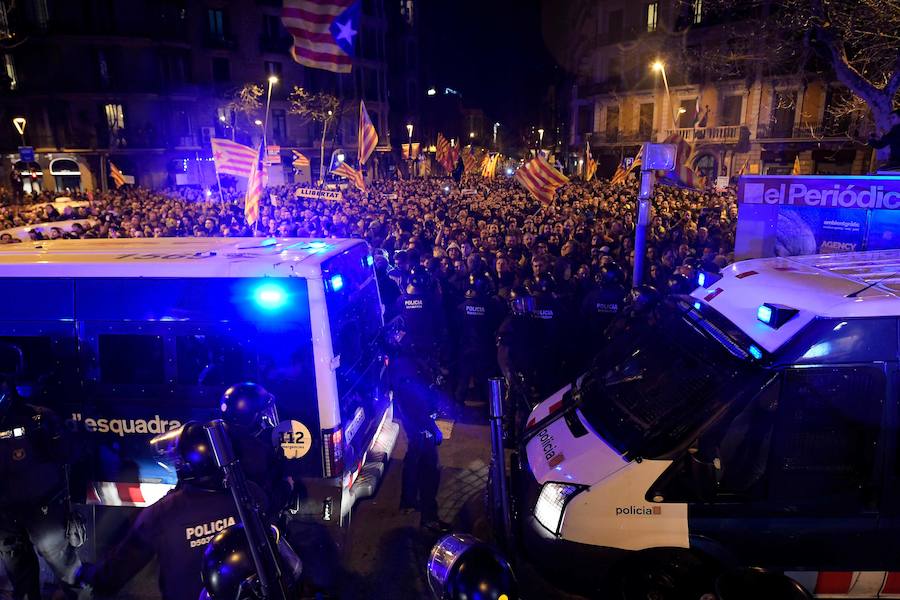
[244, 143, 267, 229]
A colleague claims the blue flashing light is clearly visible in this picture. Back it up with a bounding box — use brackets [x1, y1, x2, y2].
[749, 345, 763, 360]
[261, 238, 277, 247]
[757, 304, 773, 325]
[253, 283, 288, 310]
[698, 272, 706, 287]
[330, 274, 344, 292]
[366, 255, 374, 267]
[693, 302, 702, 311]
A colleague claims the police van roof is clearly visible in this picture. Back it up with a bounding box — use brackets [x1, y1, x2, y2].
[0, 238, 364, 279]
[691, 249, 900, 353]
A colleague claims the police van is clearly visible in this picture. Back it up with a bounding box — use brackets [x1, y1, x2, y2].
[520, 249, 900, 598]
[0, 238, 398, 545]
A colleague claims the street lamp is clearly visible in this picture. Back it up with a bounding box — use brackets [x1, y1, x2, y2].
[12, 117, 26, 146]
[406, 123, 414, 177]
[493, 122, 500, 147]
[651, 60, 678, 129]
[254, 119, 263, 126]
[263, 75, 278, 151]
[469, 131, 475, 140]
[427, 87, 436, 96]
[537, 128, 544, 150]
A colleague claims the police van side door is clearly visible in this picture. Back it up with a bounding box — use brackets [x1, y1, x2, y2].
[687, 365, 886, 571]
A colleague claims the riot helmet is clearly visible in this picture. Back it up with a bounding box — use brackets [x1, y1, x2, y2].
[464, 271, 493, 300]
[508, 287, 534, 317]
[667, 273, 694, 295]
[598, 262, 625, 287]
[525, 272, 556, 296]
[150, 421, 222, 489]
[406, 265, 433, 295]
[627, 284, 661, 316]
[220, 382, 278, 433]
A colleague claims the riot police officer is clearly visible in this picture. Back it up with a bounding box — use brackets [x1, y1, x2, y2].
[454, 273, 503, 407]
[526, 272, 566, 394]
[496, 287, 541, 441]
[580, 262, 627, 359]
[77, 421, 272, 600]
[0, 343, 81, 600]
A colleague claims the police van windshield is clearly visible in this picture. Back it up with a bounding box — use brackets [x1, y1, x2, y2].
[578, 301, 764, 460]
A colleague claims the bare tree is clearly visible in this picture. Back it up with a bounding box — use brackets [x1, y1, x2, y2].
[289, 87, 340, 184]
[225, 84, 264, 141]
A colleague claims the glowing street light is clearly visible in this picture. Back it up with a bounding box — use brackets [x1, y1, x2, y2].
[427, 87, 436, 96]
[263, 75, 279, 150]
[267, 75, 279, 85]
[651, 60, 678, 128]
[537, 128, 545, 149]
[254, 119, 263, 126]
[469, 131, 475, 139]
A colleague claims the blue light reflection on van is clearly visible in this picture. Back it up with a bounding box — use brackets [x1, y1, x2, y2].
[253, 283, 289, 310]
[330, 274, 344, 292]
[748, 345, 763, 360]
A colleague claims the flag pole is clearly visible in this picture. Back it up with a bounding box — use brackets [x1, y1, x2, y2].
[215, 165, 225, 203]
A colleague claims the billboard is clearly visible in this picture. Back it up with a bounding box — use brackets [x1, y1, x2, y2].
[735, 175, 900, 260]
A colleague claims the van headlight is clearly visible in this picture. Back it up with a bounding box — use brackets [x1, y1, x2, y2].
[533, 482, 586, 535]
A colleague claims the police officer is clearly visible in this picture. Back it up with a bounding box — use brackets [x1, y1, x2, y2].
[0, 343, 81, 600]
[526, 273, 566, 394]
[219, 383, 290, 515]
[454, 273, 503, 407]
[76, 422, 272, 600]
[388, 350, 447, 533]
[579, 262, 627, 359]
[496, 287, 540, 441]
[395, 265, 448, 372]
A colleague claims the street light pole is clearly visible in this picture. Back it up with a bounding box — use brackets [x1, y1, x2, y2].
[263, 75, 278, 155]
[537, 128, 544, 151]
[652, 61, 678, 131]
[406, 123, 413, 178]
[493, 122, 500, 149]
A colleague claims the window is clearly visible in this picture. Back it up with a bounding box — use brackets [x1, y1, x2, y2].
[605, 105, 619, 140]
[0, 334, 77, 406]
[720, 95, 743, 126]
[272, 108, 287, 143]
[99, 334, 165, 385]
[771, 90, 797, 136]
[104, 103, 125, 134]
[3, 54, 15, 90]
[207, 8, 225, 39]
[176, 335, 255, 386]
[578, 104, 593, 134]
[172, 107, 191, 137]
[608, 9, 623, 42]
[96, 49, 110, 87]
[678, 98, 697, 128]
[639, 102, 654, 138]
[212, 57, 230, 83]
[693, 0, 703, 24]
[646, 2, 659, 32]
[262, 14, 281, 38]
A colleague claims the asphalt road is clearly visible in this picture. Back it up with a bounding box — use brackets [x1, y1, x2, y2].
[340, 410, 587, 600]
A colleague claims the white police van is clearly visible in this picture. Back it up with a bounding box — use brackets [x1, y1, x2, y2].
[0, 238, 398, 546]
[520, 249, 900, 598]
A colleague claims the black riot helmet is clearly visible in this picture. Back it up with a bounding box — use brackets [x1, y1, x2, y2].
[667, 273, 694, 295]
[465, 271, 493, 300]
[150, 421, 222, 489]
[525, 272, 556, 296]
[0, 343, 24, 420]
[507, 286, 534, 317]
[598, 262, 625, 287]
[200, 524, 302, 600]
[627, 284, 661, 316]
[219, 382, 278, 433]
[406, 265, 433, 295]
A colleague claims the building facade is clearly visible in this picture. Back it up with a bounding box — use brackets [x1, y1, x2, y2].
[568, 0, 872, 181]
[0, 0, 407, 193]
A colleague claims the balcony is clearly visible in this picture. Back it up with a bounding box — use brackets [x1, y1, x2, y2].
[756, 122, 868, 140]
[203, 34, 238, 50]
[663, 126, 744, 143]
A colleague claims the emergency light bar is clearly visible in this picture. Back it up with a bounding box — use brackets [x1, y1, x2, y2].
[697, 270, 722, 289]
[757, 303, 798, 328]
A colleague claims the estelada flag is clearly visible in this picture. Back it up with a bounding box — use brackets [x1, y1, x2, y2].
[333, 161, 365, 191]
[358, 99, 378, 165]
[282, 0, 359, 74]
[292, 150, 310, 168]
[515, 156, 569, 204]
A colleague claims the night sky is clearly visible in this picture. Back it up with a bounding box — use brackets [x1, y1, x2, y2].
[419, 0, 566, 133]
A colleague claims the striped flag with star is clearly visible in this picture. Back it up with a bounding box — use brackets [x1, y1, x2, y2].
[292, 150, 310, 168]
[657, 134, 699, 190]
[282, 0, 359, 74]
[610, 161, 627, 185]
[358, 100, 378, 165]
[584, 141, 597, 181]
[333, 161, 365, 191]
[244, 142, 266, 226]
[515, 156, 569, 204]
[211, 138, 258, 178]
[109, 161, 127, 188]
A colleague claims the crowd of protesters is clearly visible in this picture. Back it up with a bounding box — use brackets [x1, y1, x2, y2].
[0, 174, 737, 405]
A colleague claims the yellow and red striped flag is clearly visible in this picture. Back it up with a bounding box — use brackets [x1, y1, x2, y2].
[515, 156, 569, 204]
[481, 153, 499, 179]
[584, 141, 597, 181]
[610, 161, 626, 185]
[211, 138, 258, 178]
[109, 161, 126, 188]
[292, 150, 310, 168]
[658, 134, 699, 189]
[333, 161, 365, 191]
[435, 133, 452, 172]
[244, 143, 267, 226]
[358, 100, 378, 165]
[282, 0, 357, 74]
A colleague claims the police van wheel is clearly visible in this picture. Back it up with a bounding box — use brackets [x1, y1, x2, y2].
[613, 551, 716, 600]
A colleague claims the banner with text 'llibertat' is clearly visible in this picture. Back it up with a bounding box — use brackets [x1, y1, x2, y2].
[735, 175, 900, 260]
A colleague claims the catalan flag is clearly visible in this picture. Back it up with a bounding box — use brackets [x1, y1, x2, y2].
[358, 100, 378, 165]
[419, 157, 432, 177]
[292, 150, 310, 168]
[211, 138, 258, 178]
[515, 156, 569, 204]
[435, 133, 452, 172]
[333, 161, 365, 191]
[610, 161, 627, 185]
[109, 161, 126, 188]
[584, 141, 597, 181]
[481, 153, 499, 179]
[244, 143, 266, 226]
[792, 155, 801, 175]
[282, 0, 359, 74]
[657, 134, 699, 190]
